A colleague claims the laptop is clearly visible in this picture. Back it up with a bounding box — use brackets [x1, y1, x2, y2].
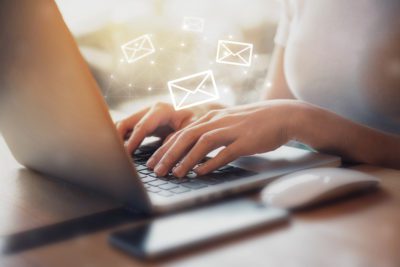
[0, 1, 340, 214]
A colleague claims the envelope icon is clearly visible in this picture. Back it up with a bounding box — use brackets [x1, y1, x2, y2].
[121, 34, 155, 63]
[168, 70, 219, 110]
[216, 40, 253, 67]
[182, 17, 204, 32]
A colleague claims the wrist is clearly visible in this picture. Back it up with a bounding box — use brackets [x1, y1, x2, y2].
[285, 101, 313, 143]
[285, 101, 358, 159]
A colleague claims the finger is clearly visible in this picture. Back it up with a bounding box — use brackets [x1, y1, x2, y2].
[148, 114, 230, 172]
[194, 141, 244, 175]
[173, 128, 237, 177]
[146, 111, 199, 169]
[115, 108, 150, 139]
[152, 122, 221, 176]
[156, 111, 215, 152]
[147, 129, 184, 169]
[162, 132, 175, 145]
[157, 120, 198, 148]
[147, 115, 203, 169]
[125, 110, 164, 154]
[152, 130, 198, 176]
[160, 114, 191, 146]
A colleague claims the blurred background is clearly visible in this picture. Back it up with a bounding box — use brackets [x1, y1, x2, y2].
[55, 0, 281, 113]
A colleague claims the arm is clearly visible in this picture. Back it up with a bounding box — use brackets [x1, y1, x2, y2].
[118, 43, 400, 174]
[147, 100, 400, 178]
[145, 44, 400, 175]
[292, 103, 400, 169]
[264, 45, 400, 168]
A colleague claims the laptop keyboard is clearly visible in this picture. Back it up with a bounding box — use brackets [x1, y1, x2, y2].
[132, 146, 255, 198]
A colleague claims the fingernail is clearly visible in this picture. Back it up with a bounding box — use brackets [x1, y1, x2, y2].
[147, 157, 156, 169]
[154, 163, 166, 176]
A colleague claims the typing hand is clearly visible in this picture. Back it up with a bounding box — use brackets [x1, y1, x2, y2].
[115, 102, 194, 154]
[146, 100, 299, 177]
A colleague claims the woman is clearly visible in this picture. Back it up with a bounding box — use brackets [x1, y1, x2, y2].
[117, 0, 400, 177]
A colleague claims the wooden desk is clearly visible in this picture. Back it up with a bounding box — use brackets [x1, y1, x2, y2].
[0, 134, 399, 267]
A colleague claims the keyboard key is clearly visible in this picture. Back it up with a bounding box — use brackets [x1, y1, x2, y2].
[158, 176, 172, 181]
[134, 155, 148, 160]
[170, 178, 189, 184]
[158, 174, 173, 180]
[148, 180, 168, 186]
[185, 171, 197, 179]
[221, 173, 242, 181]
[157, 190, 174, 197]
[133, 150, 145, 156]
[226, 172, 241, 178]
[139, 143, 160, 153]
[219, 165, 235, 171]
[170, 186, 191, 194]
[147, 186, 161, 193]
[135, 165, 148, 171]
[139, 169, 152, 175]
[133, 154, 147, 159]
[141, 151, 153, 156]
[159, 183, 178, 190]
[201, 172, 225, 180]
[181, 181, 207, 189]
[141, 177, 156, 183]
[138, 173, 148, 179]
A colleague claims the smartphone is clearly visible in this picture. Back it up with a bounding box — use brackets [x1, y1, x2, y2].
[109, 199, 289, 260]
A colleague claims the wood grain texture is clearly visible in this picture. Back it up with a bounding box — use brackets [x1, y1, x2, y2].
[0, 134, 399, 267]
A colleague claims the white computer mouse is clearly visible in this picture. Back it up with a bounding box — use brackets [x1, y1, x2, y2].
[261, 167, 380, 209]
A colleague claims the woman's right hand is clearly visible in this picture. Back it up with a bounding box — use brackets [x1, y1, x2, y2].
[115, 102, 194, 154]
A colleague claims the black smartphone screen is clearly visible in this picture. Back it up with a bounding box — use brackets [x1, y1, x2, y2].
[109, 199, 289, 260]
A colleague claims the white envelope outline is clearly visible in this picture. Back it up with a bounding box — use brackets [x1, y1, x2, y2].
[121, 34, 155, 63]
[168, 70, 219, 110]
[216, 40, 253, 67]
[182, 17, 204, 32]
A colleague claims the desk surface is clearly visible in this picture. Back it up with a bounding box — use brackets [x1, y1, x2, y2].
[0, 134, 399, 267]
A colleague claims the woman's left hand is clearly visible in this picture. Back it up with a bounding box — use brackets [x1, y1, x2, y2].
[146, 100, 301, 177]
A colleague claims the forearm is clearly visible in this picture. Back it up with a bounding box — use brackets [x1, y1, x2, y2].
[290, 102, 400, 169]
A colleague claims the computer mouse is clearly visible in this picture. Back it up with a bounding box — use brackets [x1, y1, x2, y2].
[261, 167, 380, 209]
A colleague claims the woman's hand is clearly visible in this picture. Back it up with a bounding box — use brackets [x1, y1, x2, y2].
[116, 102, 194, 154]
[147, 100, 299, 177]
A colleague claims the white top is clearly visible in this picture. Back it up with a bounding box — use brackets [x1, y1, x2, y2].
[274, 0, 400, 134]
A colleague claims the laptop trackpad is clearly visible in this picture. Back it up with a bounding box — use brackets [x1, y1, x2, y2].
[208, 146, 338, 173]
